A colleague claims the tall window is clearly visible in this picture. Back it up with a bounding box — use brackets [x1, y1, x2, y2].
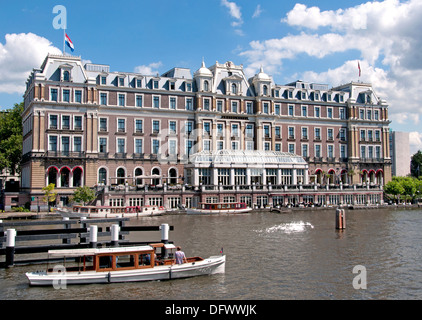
[135, 120, 143, 133]
[153, 120, 160, 134]
[117, 138, 125, 153]
[63, 89, 70, 102]
[99, 118, 107, 132]
[118, 119, 125, 132]
[73, 137, 82, 152]
[49, 136, 57, 151]
[152, 139, 160, 154]
[61, 137, 70, 154]
[118, 94, 125, 106]
[136, 95, 143, 107]
[135, 139, 143, 154]
[50, 88, 58, 102]
[49, 115, 58, 129]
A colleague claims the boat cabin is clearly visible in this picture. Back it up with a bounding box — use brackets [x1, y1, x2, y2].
[46, 245, 204, 273]
[199, 202, 248, 210]
[72, 205, 141, 215]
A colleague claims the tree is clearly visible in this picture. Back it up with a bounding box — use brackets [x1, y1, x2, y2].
[0, 102, 23, 175]
[42, 183, 57, 212]
[73, 186, 96, 205]
[384, 179, 404, 203]
[410, 150, 422, 178]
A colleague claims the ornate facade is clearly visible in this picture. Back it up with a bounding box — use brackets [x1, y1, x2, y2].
[20, 54, 390, 210]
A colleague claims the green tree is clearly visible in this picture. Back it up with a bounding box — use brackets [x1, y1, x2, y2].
[0, 102, 23, 175]
[42, 183, 57, 212]
[410, 150, 422, 178]
[73, 186, 96, 205]
[384, 179, 405, 203]
[400, 177, 417, 202]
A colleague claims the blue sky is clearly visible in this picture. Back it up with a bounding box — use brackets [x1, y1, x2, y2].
[1, 0, 421, 152]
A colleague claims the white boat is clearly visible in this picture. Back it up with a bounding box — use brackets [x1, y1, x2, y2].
[59, 205, 165, 218]
[26, 244, 225, 286]
[186, 202, 252, 214]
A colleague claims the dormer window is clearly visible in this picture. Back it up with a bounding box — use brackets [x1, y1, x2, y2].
[63, 71, 70, 82]
[232, 83, 237, 94]
[169, 81, 176, 91]
[119, 77, 125, 87]
[60, 64, 73, 82]
[185, 82, 192, 92]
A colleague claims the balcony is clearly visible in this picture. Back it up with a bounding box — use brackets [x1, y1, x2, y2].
[114, 152, 127, 159]
[45, 151, 85, 158]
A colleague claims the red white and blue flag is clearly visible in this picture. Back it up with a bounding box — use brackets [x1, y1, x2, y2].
[65, 33, 74, 52]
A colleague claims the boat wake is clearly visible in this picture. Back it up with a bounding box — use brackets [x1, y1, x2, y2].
[257, 222, 314, 234]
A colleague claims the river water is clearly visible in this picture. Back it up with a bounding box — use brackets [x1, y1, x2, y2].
[1, 207, 422, 300]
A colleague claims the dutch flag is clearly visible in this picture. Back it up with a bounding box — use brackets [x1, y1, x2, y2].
[65, 33, 74, 52]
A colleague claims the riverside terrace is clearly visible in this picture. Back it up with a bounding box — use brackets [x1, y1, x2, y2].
[97, 181, 384, 210]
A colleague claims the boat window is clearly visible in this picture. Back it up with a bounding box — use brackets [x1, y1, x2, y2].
[98, 255, 113, 269]
[116, 254, 135, 269]
[139, 253, 153, 266]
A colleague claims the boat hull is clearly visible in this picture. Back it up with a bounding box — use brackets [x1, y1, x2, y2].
[26, 255, 225, 286]
[186, 208, 252, 215]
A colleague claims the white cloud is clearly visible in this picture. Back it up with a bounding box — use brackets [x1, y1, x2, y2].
[240, 0, 422, 135]
[0, 33, 61, 94]
[252, 5, 262, 18]
[221, 0, 242, 21]
[409, 132, 422, 154]
[134, 61, 163, 75]
[221, 0, 243, 34]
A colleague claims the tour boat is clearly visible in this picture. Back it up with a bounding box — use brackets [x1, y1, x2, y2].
[58, 205, 165, 218]
[25, 243, 226, 286]
[186, 202, 252, 214]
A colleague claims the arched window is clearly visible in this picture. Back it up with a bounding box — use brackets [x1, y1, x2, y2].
[263, 85, 268, 96]
[48, 167, 58, 186]
[135, 168, 143, 185]
[117, 168, 125, 185]
[231, 83, 237, 94]
[169, 168, 177, 185]
[73, 167, 83, 187]
[60, 167, 71, 188]
[98, 168, 107, 184]
[204, 80, 209, 91]
[63, 70, 70, 82]
[152, 168, 160, 186]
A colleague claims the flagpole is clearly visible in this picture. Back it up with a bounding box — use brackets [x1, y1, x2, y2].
[63, 28, 66, 55]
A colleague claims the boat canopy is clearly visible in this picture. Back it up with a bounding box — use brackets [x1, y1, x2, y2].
[48, 246, 154, 257]
[188, 150, 307, 166]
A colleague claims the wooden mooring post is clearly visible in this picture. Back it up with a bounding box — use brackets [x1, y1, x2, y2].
[0, 218, 174, 268]
[335, 208, 346, 230]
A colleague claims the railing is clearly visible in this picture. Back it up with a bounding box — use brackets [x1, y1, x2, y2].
[102, 182, 383, 194]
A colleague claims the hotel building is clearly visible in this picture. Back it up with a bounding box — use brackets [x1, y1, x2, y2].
[18, 54, 391, 210]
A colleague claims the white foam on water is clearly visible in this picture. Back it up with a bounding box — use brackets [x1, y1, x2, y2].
[260, 221, 314, 234]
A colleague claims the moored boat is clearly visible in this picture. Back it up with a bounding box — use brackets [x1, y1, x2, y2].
[186, 202, 252, 215]
[58, 205, 165, 218]
[26, 244, 225, 286]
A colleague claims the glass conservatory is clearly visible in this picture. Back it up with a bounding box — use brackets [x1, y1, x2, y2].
[184, 150, 309, 186]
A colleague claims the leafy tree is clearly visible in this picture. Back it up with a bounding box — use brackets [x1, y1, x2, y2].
[73, 186, 96, 205]
[384, 179, 404, 203]
[410, 150, 422, 178]
[0, 102, 23, 175]
[42, 183, 57, 212]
